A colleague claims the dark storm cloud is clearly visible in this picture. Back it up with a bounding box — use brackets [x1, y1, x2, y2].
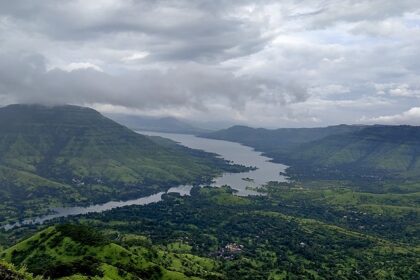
[0, 52, 307, 110]
[0, 0, 273, 62]
[0, 0, 419, 126]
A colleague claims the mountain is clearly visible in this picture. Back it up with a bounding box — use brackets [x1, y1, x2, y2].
[1, 224, 211, 279]
[284, 125, 420, 179]
[202, 124, 420, 180]
[106, 113, 210, 134]
[0, 104, 240, 222]
[202, 124, 364, 155]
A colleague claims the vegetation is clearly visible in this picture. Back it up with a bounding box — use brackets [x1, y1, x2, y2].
[2, 185, 417, 279]
[201, 125, 363, 155]
[203, 124, 420, 180]
[1, 224, 219, 279]
[0, 105, 248, 223]
[0, 260, 43, 280]
[1, 105, 419, 279]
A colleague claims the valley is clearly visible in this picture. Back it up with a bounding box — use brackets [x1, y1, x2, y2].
[1, 2, 419, 279]
[0, 105, 418, 280]
[0, 105, 250, 224]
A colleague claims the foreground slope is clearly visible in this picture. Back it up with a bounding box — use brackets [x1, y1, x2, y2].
[0, 104, 242, 222]
[3, 187, 417, 279]
[1, 224, 209, 279]
[0, 260, 43, 280]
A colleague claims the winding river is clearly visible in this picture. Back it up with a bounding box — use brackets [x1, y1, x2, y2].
[3, 132, 287, 230]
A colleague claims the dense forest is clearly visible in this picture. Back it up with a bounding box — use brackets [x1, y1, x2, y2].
[1, 183, 418, 279]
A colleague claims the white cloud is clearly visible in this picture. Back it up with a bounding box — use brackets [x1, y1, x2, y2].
[0, 1, 420, 127]
[363, 107, 420, 125]
[374, 83, 420, 97]
[61, 62, 103, 72]
[122, 52, 149, 62]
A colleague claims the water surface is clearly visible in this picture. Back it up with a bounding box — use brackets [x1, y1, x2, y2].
[3, 132, 287, 230]
[143, 131, 288, 196]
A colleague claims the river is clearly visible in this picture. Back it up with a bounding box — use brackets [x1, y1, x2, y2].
[3, 132, 287, 230]
[143, 131, 288, 196]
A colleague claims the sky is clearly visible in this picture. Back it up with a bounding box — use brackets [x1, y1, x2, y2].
[0, 0, 420, 128]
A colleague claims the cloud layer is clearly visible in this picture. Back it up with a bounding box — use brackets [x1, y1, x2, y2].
[0, 0, 419, 127]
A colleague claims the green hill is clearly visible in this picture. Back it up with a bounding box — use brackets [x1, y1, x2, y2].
[1, 224, 210, 279]
[284, 125, 420, 180]
[0, 187, 418, 279]
[12, 187, 413, 280]
[0, 104, 243, 222]
[202, 124, 420, 180]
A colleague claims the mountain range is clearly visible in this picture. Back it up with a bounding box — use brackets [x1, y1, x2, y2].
[106, 113, 210, 134]
[0, 104, 241, 222]
[202, 124, 420, 180]
[0, 105, 418, 280]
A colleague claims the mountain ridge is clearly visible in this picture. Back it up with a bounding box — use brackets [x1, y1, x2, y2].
[201, 124, 420, 180]
[0, 104, 242, 222]
[106, 113, 211, 135]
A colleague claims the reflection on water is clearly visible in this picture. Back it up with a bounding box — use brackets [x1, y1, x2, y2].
[3, 132, 287, 230]
[142, 131, 288, 196]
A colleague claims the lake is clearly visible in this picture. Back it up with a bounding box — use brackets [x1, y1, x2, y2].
[143, 131, 288, 196]
[3, 132, 288, 230]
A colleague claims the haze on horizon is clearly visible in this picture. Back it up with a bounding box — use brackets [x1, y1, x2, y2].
[0, 0, 420, 128]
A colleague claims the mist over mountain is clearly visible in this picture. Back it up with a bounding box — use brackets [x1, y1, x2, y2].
[1, 1, 419, 279]
[106, 113, 211, 134]
[0, 104, 240, 222]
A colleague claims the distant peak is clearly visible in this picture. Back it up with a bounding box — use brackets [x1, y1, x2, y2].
[2, 103, 99, 113]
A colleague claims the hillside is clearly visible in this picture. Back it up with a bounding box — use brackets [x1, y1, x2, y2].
[2, 187, 416, 279]
[201, 124, 363, 154]
[1, 224, 212, 279]
[0, 104, 244, 223]
[106, 113, 210, 135]
[202, 124, 420, 180]
[0, 260, 43, 280]
[284, 125, 420, 180]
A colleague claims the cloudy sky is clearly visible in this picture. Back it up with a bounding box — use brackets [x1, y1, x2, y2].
[0, 0, 420, 127]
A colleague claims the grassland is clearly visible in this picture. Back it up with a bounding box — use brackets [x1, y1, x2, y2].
[1, 224, 218, 279]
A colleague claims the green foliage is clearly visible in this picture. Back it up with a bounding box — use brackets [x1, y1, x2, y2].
[0, 104, 246, 222]
[0, 260, 44, 280]
[1, 110, 419, 279]
[259, 181, 420, 244]
[203, 124, 420, 180]
[202, 124, 362, 154]
[283, 125, 420, 180]
[25, 186, 414, 280]
[0, 222, 232, 279]
[1, 183, 419, 279]
[56, 224, 108, 246]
